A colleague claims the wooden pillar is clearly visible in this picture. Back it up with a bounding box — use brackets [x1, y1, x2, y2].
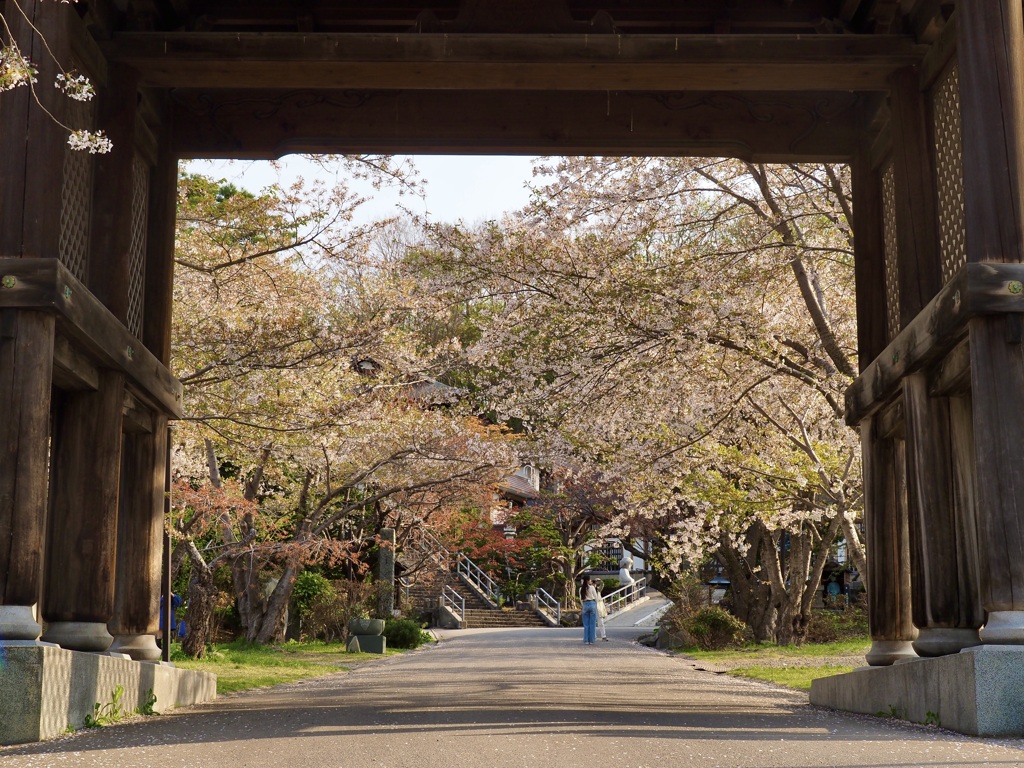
[109, 415, 167, 660]
[902, 375, 984, 654]
[861, 417, 917, 665]
[0, 312, 55, 640]
[41, 63, 139, 652]
[890, 66, 982, 654]
[0, 0, 66, 641]
[852, 147, 916, 664]
[42, 372, 126, 650]
[959, 0, 1024, 644]
[109, 118, 177, 658]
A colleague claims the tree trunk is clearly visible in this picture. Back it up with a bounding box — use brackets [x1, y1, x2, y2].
[181, 541, 216, 658]
[253, 562, 302, 644]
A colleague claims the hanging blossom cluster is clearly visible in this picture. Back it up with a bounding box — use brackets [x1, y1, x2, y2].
[1, 1, 112, 152]
[0, 42, 35, 92]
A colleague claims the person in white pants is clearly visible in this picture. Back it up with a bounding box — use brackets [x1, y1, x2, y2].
[592, 578, 609, 641]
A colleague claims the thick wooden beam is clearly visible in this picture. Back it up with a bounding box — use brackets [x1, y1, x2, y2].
[172, 89, 864, 162]
[143, 116, 177, 365]
[852, 146, 889, 371]
[89, 65, 140, 321]
[0, 258, 183, 417]
[889, 65, 942, 325]
[107, 33, 926, 91]
[0, 310, 55, 639]
[109, 413, 167, 661]
[846, 262, 1024, 425]
[861, 418, 917, 665]
[959, 0, 1024, 640]
[43, 371, 125, 651]
[903, 374, 983, 656]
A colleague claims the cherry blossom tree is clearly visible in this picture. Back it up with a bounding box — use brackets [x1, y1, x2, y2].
[409, 156, 864, 644]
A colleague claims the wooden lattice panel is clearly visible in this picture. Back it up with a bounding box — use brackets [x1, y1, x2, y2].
[59, 98, 95, 282]
[126, 153, 150, 338]
[882, 162, 900, 341]
[932, 63, 966, 285]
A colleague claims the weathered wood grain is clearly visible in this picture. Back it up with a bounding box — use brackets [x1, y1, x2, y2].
[108, 33, 926, 91]
[0, 258, 182, 417]
[0, 310, 55, 607]
[861, 418, 915, 645]
[889, 65, 942, 326]
[110, 414, 166, 638]
[852, 146, 889, 371]
[171, 88, 864, 162]
[44, 371, 125, 624]
[846, 263, 1024, 425]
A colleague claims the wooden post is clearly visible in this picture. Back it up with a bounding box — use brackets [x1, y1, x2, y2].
[852, 149, 916, 663]
[959, 0, 1024, 644]
[0, 0, 65, 641]
[889, 66, 981, 654]
[861, 417, 917, 665]
[109, 414, 167, 660]
[0, 311, 55, 640]
[42, 372, 126, 651]
[902, 375, 983, 654]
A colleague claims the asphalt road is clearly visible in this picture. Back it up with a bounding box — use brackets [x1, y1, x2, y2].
[4, 621, 1024, 768]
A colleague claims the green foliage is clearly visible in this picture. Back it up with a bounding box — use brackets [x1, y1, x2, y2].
[293, 571, 336, 617]
[137, 689, 158, 717]
[383, 618, 431, 649]
[83, 685, 126, 728]
[924, 710, 941, 727]
[729, 663, 856, 691]
[685, 607, 747, 650]
[805, 597, 869, 643]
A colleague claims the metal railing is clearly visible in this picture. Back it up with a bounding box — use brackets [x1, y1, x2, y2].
[456, 555, 500, 606]
[535, 587, 561, 625]
[416, 528, 500, 607]
[442, 584, 465, 622]
[602, 577, 647, 616]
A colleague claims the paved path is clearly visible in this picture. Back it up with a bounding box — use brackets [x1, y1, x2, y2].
[4, 617, 1024, 767]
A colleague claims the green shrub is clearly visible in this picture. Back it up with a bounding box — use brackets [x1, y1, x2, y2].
[293, 572, 336, 618]
[806, 596, 869, 643]
[686, 606, 747, 650]
[384, 618, 430, 649]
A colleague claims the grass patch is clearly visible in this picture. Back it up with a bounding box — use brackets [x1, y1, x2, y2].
[171, 639, 409, 694]
[728, 663, 859, 690]
[680, 638, 871, 691]
[683, 638, 870, 664]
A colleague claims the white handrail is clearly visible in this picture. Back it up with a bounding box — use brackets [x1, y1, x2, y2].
[442, 584, 465, 622]
[416, 529, 500, 606]
[457, 555, 500, 604]
[535, 587, 561, 624]
[602, 577, 647, 615]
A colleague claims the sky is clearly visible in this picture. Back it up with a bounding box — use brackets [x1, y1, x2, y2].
[189, 154, 542, 226]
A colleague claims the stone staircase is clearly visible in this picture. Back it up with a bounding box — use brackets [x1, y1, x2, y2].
[462, 608, 549, 628]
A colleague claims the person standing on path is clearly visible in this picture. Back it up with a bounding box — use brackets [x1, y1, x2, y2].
[592, 577, 609, 641]
[580, 575, 598, 644]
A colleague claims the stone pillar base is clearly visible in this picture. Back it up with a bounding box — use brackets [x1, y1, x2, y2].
[812, 645, 1024, 736]
[0, 605, 42, 641]
[913, 627, 982, 657]
[0, 644, 215, 745]
[41, 621, 113, 652]
[109, 633, 162, 661]
[865, 639, 918, 666]
[979, 611, 1024, 644]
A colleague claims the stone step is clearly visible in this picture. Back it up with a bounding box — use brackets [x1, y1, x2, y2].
[462, 609, 549, 628]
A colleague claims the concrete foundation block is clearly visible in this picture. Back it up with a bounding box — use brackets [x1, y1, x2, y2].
[810, 645, 1024, 736]
[0, 643, 216, 745]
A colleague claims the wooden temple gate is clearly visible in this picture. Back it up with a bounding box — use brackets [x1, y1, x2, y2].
[2, 0, 1024, 730]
